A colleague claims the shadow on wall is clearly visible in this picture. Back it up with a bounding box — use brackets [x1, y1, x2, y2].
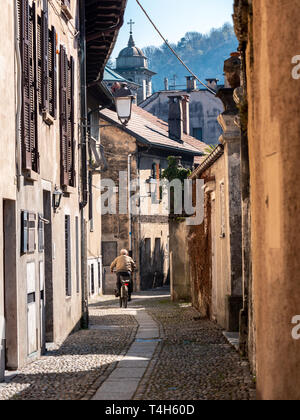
[140, 239, 169, 291]
[187, 198, 212, 319]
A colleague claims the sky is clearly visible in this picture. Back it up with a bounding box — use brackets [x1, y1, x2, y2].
[112, 0, 234, 60]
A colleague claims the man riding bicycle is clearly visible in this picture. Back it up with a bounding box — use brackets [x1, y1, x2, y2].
[110, 249, 136, 301]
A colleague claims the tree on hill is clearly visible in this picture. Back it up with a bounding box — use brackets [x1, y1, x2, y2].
[142, 23, 238, 92]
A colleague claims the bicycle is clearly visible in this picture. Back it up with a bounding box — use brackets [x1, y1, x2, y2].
[120, 276, 130, 308]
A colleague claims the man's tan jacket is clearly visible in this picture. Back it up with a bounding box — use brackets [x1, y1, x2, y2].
[110, 255, 136, 273]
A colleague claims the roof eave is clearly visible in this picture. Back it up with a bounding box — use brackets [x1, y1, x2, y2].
[99, 113, 203, 157]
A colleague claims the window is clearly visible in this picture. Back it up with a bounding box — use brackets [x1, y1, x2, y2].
[60, 46, 75, 187]
[192, 127, 203, 141]
[21, 211, 36, 254]
[75, 216, 79, 293]
[144, 238, 151, 268]
[151, 162, 161, 203]
[65, 215, 72, 296]
[19, 0, 39, 173]
[38, 214, 44, 253]
[90, 264, 95, 295]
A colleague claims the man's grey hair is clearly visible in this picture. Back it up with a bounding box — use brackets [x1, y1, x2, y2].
[120, 249, 128, 256]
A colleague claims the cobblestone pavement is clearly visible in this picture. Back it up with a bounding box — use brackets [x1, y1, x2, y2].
[133, 297, 256, 401]
[0, 300, 137, 400]
[0, 291, 256, 400]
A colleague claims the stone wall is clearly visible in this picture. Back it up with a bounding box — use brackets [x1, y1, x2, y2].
[234, 0, 300, 399]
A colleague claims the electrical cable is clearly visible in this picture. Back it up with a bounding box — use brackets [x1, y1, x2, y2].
[135, 0, 217, 96]
[48, 0, 79, 38]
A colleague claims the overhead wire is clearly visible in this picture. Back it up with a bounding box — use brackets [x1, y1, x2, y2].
[135, 0, 217, 96]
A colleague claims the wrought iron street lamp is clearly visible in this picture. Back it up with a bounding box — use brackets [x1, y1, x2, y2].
[112, 83, 134, 126]
[53, 186, 63, 212]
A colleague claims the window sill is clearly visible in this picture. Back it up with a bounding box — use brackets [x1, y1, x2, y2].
[24, 170, 38, 182]
[42, 111, 54, 126]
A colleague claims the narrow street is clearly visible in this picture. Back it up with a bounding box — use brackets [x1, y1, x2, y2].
[0, 290, 255, 401]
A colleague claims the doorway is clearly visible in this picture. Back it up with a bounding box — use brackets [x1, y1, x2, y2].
[43, 191, 53, 343]
[3, 200, 18, 370]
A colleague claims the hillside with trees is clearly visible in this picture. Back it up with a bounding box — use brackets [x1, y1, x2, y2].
[142, 23, 238, 92]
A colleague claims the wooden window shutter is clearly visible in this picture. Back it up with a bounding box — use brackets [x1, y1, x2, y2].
[49, 27, 57, 119]
[41, 5, 49, 111]
[59, 45, 69, 186]
[37, 15, 42, 111]
[65, 215, 71, 296]
[19, 0, 39, 173]
[69, 56, 75, 186]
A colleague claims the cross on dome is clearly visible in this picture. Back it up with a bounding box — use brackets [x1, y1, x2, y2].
[128, 19, 135, 35]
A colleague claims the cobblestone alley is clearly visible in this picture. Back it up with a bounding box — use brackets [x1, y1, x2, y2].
[0, 290, 256, 400]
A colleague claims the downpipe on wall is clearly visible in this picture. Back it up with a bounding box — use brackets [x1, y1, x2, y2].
[128, 154, 132, 255]
[79, 0, 89, 329]
[15, 0, 22, 190]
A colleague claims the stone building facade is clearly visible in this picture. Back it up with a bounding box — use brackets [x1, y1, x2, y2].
[99, 104, 205, 294]
[0, 0, 127, 378]
[233, 0, 300, 400]
[140, 78, 224, 145]
[0, 0, 17, 381]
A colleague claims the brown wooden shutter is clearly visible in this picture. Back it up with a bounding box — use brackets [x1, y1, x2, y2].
[49, 27, 57, 119]
[59, 45, 69, 186]
[19, 0, 39, 172]
[41, 6, 49, 111]
[37, 15, 42, 112]
[69, 56, 75, 186]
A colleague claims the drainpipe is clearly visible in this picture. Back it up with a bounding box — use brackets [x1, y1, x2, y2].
[128, 154, 132, 256]
[14, 0, 22, 190]
[79, 0, 88, 329]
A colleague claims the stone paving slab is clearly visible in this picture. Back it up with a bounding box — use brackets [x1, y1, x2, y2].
[92, 308, 159, 401]
[108, 367, 146, 379]
[118, 360, 149, 368]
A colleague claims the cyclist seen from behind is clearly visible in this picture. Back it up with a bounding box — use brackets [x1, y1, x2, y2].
[110, 249, 136, 301]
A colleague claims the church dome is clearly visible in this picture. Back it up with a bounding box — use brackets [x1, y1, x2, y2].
[116, 32, 148, 70]
[118, 35, 146, 58]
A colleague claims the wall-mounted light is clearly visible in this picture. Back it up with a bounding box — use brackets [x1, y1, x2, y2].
[53, 186, 63, 212]
[112, 83, 134, 126]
